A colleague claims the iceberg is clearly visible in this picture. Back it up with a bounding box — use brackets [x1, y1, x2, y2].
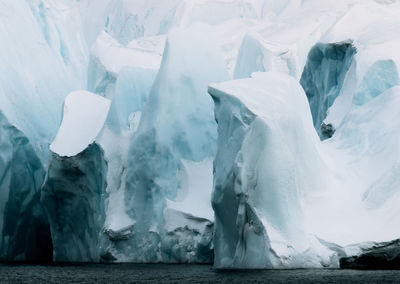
[209, 69, 400, 268]
[42, 91, 110, 262]
[209, 72, 333, 268]
[104, 24, 229, 262]
[1, 0, 400, 269]
[42, 144, 108, 262]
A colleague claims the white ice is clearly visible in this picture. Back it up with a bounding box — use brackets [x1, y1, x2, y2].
[50, 91, 111, 157]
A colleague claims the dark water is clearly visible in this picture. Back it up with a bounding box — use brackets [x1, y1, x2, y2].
[0, 264, 399, 283]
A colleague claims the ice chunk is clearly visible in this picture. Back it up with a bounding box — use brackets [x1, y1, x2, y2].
[108, 24, 229, 262]
[50, 91, 111, 157]
[162, 209, 214, 263]
[43, 91, 110, 262]
[209, 72, 333, 268]
[340, 239, 400, 269]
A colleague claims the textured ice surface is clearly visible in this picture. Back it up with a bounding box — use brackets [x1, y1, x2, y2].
[340, 239, 400, 269]
[209, 72, 333, 268]
[42, 91, 110, 262]
[0, 111, 52, 262]
[0, 1, 89, 164]
[88, 31, 162, 135]
[2, 0, 400, 267]
[42, 143, 108, 262]
[300, 42, 356, 139]
[105, 24, 229, 263]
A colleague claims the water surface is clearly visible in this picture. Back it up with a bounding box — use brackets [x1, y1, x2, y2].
[0, 264, 399, 283]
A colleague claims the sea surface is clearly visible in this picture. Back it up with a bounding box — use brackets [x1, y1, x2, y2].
[0, 264, 399, 283]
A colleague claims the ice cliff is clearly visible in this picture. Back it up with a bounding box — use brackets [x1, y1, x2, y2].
[103, 24, 228, 263]
[42, 91, 110, 262]
[209, 72, 334, 268]
[0, 0, 400, 268]
[0, 111, 52, 262]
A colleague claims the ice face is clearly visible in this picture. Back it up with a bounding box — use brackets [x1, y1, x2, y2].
[209, 72, 333, 268]
[300, 42, 356, 139]
[0, 1, 89, 164]
[42, 91, 111, 262]
[42, 143, 108, 262]
[112, 67, 157, 131]
[104, 24, 229, 262]
[88, 31, 162, 135]
[0, 111, 52, 262]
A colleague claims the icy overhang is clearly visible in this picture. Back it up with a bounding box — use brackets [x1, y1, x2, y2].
[50, 91, 111, 157]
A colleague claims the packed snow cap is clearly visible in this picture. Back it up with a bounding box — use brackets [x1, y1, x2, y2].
[50, 91, 111, 157]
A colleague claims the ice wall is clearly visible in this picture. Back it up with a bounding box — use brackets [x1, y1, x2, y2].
[0, 1, 89, 163]
[107, 24, 229, 262]
[209, 72, 333, 268]
[42, 144, 108, 262]
[300, 42, 356, 139]
[41, 91, 110, 262]
[1, 0, 400, 267]
[0, 111, 52, 262]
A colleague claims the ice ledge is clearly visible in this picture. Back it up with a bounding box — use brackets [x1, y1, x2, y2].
[50, 91, 111, 157]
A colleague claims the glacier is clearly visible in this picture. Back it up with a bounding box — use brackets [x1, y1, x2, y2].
[0, 0, 400, 269]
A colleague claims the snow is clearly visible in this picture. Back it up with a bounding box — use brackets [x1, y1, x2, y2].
[50, 91, 111, 157]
